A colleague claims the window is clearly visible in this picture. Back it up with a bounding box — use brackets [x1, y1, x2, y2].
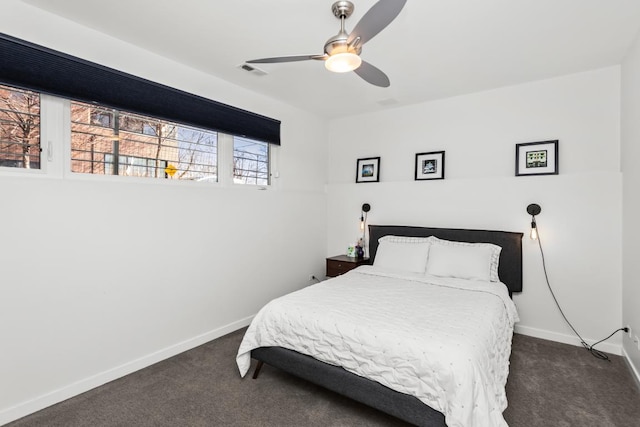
[233, 136, 269, 185]
[0, 92, 272, 186]
[0, 83, 41, 169]
[71, 101, 218, 181]
[2, 34, 280, 182]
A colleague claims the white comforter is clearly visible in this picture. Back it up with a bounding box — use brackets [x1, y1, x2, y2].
[236, 266, 519, 427]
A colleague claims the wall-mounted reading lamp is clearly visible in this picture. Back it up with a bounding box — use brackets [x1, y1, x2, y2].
[359, 203, 371, 258]
[527, 203, 629, 361]
[527, 203, 541, 240]
[360, 203, 371, 233]
[526, 201, 626, 361]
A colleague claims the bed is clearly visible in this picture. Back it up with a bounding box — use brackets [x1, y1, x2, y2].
[236, 225, 523, 427]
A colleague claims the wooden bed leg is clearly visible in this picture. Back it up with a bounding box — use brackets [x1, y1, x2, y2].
[252, 361, 264, 379]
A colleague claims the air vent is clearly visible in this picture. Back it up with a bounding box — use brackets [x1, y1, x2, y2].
[238, 63, 268, 76]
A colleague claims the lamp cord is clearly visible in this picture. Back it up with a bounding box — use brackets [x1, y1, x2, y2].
[536, 231, 624, 361]
[361, 211, 368, 257]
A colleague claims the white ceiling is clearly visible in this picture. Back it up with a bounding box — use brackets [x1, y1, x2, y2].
[22, 0, 640, 118]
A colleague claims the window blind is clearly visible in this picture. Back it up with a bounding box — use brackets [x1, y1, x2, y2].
[0, 33, 281, 145]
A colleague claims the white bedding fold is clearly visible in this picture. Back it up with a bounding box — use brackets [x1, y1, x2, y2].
[236, 266, 519, 427]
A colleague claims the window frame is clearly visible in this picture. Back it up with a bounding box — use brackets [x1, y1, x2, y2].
[0, 90, 276, 188]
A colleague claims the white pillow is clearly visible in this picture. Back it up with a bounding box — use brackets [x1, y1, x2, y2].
[427, 236, 502, 282]
[374, 240, 431, 273]
[426, 244, 493, 281]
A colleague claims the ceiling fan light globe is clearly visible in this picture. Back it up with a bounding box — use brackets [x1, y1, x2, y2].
[325, 52, 362, 73]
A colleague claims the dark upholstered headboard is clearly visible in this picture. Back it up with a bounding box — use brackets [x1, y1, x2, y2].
[368, 225, 523, 295]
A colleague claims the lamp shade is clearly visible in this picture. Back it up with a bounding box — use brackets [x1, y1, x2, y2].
[325, 53, 362, 73]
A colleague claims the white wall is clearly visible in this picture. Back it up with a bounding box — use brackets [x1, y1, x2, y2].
[327, 67, 623, 353]
[0, 1, 328, 424]
[621, 30, 640, 380]
[1, 1, 635, 423]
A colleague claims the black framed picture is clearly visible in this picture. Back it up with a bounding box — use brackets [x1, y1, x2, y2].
[516, 140, 559, 176]
[415, 151, 445, 180]
[356, 157, 380, 183]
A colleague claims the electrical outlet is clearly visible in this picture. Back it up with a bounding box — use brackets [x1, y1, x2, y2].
[308, 274, 316, 281]
[635, 335, 640, 351]
[627, 325, 633, 339]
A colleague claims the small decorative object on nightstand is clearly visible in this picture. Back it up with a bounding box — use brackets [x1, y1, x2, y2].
[356, 240, 365, 258]
[326, 255, 370, 278]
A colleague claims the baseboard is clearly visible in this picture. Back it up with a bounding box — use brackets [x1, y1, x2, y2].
[514, 324, 622, 356]
[622, 347, 640, 391]
[0, 316, 253, 426]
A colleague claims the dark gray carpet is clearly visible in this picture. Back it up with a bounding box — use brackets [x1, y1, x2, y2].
[7, 331, 640, 427]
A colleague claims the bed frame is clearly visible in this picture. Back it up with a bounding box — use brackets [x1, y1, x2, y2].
[251, 225, 523, 427]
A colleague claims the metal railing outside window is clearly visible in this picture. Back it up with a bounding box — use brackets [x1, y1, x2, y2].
[233, 136, 269, 185]
[0, 86, 272, 186]
[71, 101, 218, 181]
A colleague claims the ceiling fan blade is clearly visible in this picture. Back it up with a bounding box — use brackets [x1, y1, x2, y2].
[347, 0, 407, 47]
[354, 61, 390, 87]
[246, 54, 326, 64]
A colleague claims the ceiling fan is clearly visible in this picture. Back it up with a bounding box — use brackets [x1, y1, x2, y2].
[246, 0, 407, 87]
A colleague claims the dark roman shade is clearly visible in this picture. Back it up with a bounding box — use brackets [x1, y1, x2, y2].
[0, 33, 280, 145]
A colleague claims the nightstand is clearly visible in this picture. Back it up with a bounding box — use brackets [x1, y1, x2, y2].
[326, 255, 370, 278]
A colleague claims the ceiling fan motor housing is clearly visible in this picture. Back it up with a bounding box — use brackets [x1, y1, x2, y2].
[325, 32, 361, 56]
[326, 1, 361, 56]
